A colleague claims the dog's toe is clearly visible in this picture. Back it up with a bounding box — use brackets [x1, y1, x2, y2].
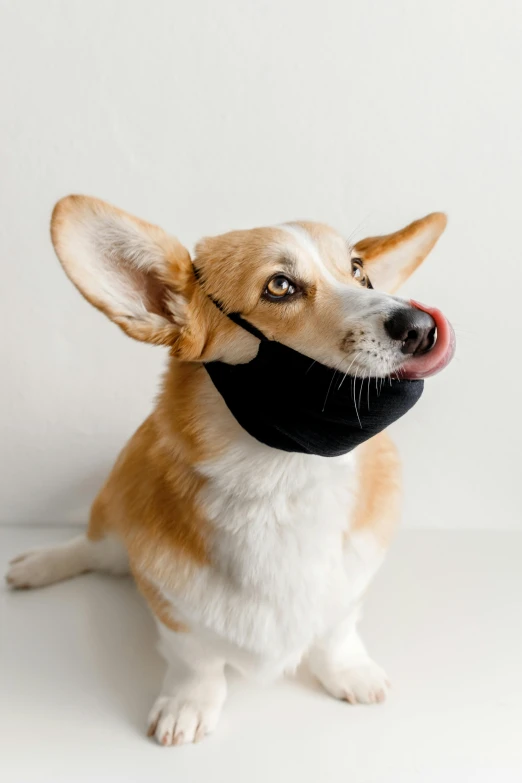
[147, 691, 224, 746]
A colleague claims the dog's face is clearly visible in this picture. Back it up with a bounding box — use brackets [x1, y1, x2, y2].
[51, 196, 452, 379]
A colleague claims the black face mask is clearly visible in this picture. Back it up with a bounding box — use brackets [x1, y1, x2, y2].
[193, 267, 423, 457]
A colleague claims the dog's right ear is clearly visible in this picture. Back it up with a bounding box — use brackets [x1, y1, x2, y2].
[51, 195, 195, 347]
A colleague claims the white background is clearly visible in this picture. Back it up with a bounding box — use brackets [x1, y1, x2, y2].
[1, 0, 520, 529]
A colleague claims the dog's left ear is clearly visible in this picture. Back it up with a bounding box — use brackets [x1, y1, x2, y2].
[352, 212, 447, 293]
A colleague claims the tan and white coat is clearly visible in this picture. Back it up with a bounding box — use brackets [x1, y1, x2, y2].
[6, 196, 447, 745]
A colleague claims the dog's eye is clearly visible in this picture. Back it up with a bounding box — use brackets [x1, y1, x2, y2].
[265, 275, 296, 300]
[351, 258, 371, 288]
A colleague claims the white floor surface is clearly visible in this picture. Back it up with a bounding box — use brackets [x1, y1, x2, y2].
[1, 526, 521, 783]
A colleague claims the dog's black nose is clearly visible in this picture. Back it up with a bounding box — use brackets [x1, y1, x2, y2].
[384, 307, 437, 355]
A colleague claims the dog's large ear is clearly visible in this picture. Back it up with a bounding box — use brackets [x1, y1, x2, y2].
[51, 195, 194, 346]
[352, 212, 447, 293]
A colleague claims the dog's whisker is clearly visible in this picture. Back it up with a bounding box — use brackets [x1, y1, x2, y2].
[352, 367, 362, 428]
[345, 212, 373, 249]
[322, 368, 338, 412]
[358, 370, 365, 413]
[338, 352, 362, 390]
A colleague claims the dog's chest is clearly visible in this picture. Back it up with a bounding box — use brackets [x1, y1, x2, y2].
[198, 439, 359, 664]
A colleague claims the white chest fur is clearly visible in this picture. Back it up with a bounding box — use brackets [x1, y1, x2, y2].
[158, 431, 384, 677]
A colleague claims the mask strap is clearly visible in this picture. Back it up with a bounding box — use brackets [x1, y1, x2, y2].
[192, 264, 268, 342]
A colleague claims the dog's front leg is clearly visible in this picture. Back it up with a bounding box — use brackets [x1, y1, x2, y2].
[307, 609, 390, 705]
[148, 622, 227, 746]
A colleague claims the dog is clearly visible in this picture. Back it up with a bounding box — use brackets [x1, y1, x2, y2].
[6, 196, 453, 746]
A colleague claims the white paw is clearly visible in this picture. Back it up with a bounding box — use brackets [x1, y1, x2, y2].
[5, 550, 52, 589]
[319, 659, 390, 705]
[148, 679, 226, 746]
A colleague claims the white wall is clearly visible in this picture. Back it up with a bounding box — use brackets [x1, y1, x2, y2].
[1, 0, 520, 529]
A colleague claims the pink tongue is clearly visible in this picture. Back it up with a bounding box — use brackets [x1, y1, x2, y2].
[400, 300, 456, 380]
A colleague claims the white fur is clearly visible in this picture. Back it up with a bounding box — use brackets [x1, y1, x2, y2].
[148, 621, 227, 745]
[6, 534, 128, 588]
[279, 223, 345, 289]
[6, 426, 389, 734]
[147, 428, 387, 686]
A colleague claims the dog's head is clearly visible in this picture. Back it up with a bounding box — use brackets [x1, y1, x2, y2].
[51, 195, 453, 379]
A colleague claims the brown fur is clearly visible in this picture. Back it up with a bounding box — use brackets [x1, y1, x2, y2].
[351, 432, 401, 547]
[87, 368, 212, 579]
[132, 568, 189, 633]
[354, 212, 447, 292]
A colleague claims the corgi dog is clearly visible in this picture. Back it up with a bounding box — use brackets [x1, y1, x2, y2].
[6, 196, 454, 746]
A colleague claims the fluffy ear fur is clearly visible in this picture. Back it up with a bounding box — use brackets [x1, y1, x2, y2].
[51, 195, 194, 346]
[353, 212, 447, 293]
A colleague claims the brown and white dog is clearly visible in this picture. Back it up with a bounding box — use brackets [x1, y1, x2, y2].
[6, 196, 454, 746]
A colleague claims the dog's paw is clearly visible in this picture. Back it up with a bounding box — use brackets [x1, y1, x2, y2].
[147, 679, 226, 746]
[317, 659, 390, 705]
[5, 550, 52, 589]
